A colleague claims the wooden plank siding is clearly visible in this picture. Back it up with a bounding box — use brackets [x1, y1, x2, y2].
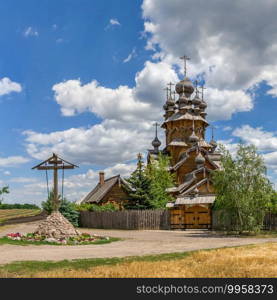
[80, 209, 170, 230]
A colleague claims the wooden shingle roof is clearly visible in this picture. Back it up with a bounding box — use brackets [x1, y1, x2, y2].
[79, 175, 131, 204]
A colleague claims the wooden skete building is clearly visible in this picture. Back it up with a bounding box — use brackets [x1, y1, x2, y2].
[149, 58, 221, 229]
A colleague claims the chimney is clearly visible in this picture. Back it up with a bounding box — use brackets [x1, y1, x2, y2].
[99, 171, 105, 185]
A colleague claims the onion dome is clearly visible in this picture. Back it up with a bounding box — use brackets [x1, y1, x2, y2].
[194, 106, 201, 114]
[192, 93, 202, 106]
[175, 77, 194, 97]
[152, 136, 161, 149]
[210, 139, 217, 149]
[188, 131, 199, 144]
[178, 93, 189, 105]
[200, 111, 207, 118]
[199, 99, 207, 109]
[163, 96, 175, 111]
[195, 152, 205, 165]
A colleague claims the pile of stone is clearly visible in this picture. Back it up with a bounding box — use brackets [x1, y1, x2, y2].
[34, 211, 80, 239]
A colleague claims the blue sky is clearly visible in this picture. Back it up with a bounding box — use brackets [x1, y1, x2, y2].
[1, 0, 277, 205]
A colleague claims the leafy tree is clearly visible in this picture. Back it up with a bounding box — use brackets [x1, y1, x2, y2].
[0, 186, 9, 204]
[268, 191, 277, 214]
[212, 143, 273, 233]
[42, 190, 80, 226]
[147, 153, 175, 208]
[75, 202, 119, 212]
[123, 153, 152, 209]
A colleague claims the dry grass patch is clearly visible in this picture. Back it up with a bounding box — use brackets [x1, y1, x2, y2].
[0, 209, 41, 224]
[34, 242, 277, 278]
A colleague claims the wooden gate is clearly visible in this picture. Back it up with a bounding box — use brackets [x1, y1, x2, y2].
[170, 205, 211, 229]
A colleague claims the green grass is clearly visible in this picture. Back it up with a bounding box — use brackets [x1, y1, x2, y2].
[0, 236, 120, 246]
[0, 250, 194, 278]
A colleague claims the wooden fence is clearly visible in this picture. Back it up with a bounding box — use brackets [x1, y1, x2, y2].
[212, 211, 277, 230]
[80, 209, 170, 230]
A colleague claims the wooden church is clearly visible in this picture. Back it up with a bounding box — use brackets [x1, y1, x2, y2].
[148, 56, 222, 229]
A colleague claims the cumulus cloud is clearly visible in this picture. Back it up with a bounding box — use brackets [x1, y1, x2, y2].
[142, 0, 277, 89]
[23, 120, 159, 166]
[141, 0, 277, 119]
[0, 77, 22, 96]
[233, 125, 277, 151]
[52, 60, 178, 122]
[0, 156, 30, 167]
[23, 26, 39, 37]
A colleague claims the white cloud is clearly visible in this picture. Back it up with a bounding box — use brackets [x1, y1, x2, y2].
[233, 125, 277, 151]
[123, 48, 136, 63]
[23, 26, 39, 37]
[52, 60, 178, 122]
[206, 88, 253, 121]
[6, 162, 136, 204]
[105, 18, 121, 30]
[3, 171, 11, 176]
[263, 152, 277, 169]
[141, 0, 277, 118]
[23, 120, 158, 166]
[217, 139, 239, 158]
[222, 126, 232, 131]
[0, 77, 22, 96]
[0, 156, 30, 167]
[9, 177, 38, 183]
[142, 0, 277, 88]
[110, 18, 121, 26]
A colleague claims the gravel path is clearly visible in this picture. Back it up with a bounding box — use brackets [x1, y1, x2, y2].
[0, 221, 276, 265]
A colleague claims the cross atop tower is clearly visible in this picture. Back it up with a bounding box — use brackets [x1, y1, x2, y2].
[163, 87, 170, 100]
[167, 82, 174, 98]
[153, 122, 160, 138]
[180, 55, 190, 77]
[211, 125, 216, 140]
[194, 79, 199, 95]
[200, 84, 206, 100]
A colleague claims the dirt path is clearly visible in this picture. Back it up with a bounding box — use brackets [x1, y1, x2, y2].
[0, 221, 276, 265]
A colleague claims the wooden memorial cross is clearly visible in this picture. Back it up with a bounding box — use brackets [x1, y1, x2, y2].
[32, 153, 78, 211]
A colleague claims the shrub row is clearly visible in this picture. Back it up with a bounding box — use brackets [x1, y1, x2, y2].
[74, 203, 119, 212]
[0, 203, 40, 210]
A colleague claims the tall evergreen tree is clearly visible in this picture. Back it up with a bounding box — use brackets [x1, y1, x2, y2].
[124, 153, 152, 209]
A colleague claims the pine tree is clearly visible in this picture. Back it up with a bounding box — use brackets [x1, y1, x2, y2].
[124, 153, 152, 209]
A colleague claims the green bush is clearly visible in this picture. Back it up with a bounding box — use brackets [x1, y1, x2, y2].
[0, 203, 40, 209]
[42, 191, 80, 227]
[75, 202, 119, 212]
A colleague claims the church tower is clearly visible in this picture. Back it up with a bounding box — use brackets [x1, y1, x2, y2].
[159, 56, 221, 229]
